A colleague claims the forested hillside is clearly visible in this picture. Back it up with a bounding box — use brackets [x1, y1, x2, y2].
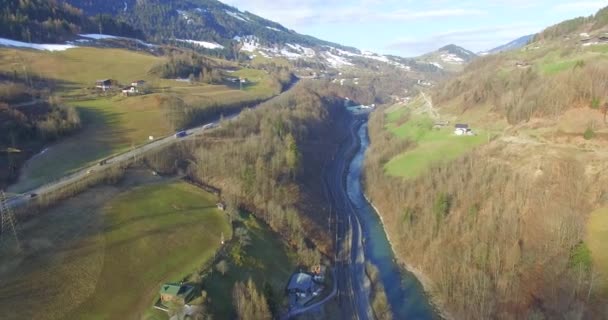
[0, 0, 142, 43]
[364, 5, 608, 319]
[144, 81, 357, 262]
[0, 73, 80, 187]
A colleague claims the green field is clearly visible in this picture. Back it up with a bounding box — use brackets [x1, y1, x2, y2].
[202, 212, 297, 319]
[383, 105, 486, 178]
[0, 179, 230, 320]
[587, 207, 608, 291]
[2, 47, 276, 191]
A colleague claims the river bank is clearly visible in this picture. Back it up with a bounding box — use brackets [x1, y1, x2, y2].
[346, 121, 437, 319]
[364, 195, 454, 320]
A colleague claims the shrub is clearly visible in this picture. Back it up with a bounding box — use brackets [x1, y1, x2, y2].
[569, 242, 592, 271]
[591, 97, 601, 109]
[433, 192, 452, 220]
[584, 127, 595, 140]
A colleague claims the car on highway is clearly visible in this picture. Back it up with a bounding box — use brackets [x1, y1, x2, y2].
[174, 130, 187, 138]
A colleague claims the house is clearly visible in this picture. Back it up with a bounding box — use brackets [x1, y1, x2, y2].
[286, 272, 315, 298]
[216, 202, 226, 211]
[515, 61, 530, 68]
[121, 86, 138, 96]
[95, 79, 112, 91]
[286, 271, 324, 308]
[454, 123, 472, 136]
[131, 80, 146, 87]
[158, 283, 196, 306]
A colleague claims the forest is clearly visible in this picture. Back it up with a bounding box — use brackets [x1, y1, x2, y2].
[363, 100, 608, 319]
[144, 81, 356, 267]
[0, 0, 143, 43]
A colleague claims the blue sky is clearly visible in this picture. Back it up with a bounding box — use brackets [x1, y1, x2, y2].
[223, 0, 608, 56]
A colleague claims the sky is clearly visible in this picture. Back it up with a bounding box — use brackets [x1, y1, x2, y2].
[222, 0, 608, 56]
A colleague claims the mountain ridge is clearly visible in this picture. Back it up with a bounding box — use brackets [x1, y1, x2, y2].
[480, 34, 534, 55]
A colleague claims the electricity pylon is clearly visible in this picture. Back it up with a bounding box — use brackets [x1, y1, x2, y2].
[0, 190, 21, 252]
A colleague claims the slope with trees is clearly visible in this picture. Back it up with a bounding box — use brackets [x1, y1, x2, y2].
[363, 5, 608, 319]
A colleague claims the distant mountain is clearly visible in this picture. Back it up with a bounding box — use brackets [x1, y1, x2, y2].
[418, 44, 477, 72]
[57, 0, 430, 70]
[480, 34, 534, 55]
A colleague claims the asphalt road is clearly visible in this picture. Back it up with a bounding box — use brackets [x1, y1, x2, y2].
[323, 117, 373, 320]
[4, 119, 220, 210]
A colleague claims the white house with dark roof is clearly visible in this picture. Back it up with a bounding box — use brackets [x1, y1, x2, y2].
[454, 123, 472, 136]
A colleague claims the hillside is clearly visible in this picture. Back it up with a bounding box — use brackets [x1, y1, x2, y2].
[0, 0, 143, 43]
[364, 5, 608, 320]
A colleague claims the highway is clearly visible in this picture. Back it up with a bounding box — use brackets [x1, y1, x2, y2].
[4, 118, 220, 210]
[323, 117, 372, 320]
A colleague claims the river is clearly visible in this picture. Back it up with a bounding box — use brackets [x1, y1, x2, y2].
[346, 122, 439, 319]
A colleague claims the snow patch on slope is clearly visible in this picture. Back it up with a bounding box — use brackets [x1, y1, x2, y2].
[322, 51, 353, 68]
[176, 39, 224, 49]
[430, 62, 444, 69]
[0, 37, 76, 51]
[225, 10, 249, 22]
[80, 34, 156, 47]
[440, 53, 464, 63]
[265, 26, 282, 32]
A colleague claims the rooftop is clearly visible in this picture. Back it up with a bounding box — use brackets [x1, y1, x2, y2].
[159, 283, 194, 298]
[287, 272, 314, 292]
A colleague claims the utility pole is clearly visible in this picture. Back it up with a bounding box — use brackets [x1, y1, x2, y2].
[0, 190, 21, 252]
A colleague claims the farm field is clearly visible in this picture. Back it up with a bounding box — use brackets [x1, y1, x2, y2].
[1, 47, 276, 191]
[0, 176, 230, 320]
[383, 104, 486, 178]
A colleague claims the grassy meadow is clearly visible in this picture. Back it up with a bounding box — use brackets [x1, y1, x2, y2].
[1, 47, 276, 191]
[0, 178, 231, 320]
[588, 207, 608, 292]
[382, 103, 486, 178]
[202, 212, 297, 319]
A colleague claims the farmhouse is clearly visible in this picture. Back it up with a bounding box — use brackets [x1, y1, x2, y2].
[156, 282, 196, 310]
[216, 202, 226, 211]
[121, 86, 138, 96]
[286, 271, 324, 307]
[95, 79, 112, 91]
[454, 123, 473, 136]
[287, 272, 315, 296]
[131, 80, 146, 87]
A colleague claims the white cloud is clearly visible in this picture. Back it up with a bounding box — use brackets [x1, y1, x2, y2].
[224, 0, 485, 27]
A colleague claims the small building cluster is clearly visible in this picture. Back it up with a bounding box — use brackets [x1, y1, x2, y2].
[94, 79, 147, 96]
[579, 32, 608, 47]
